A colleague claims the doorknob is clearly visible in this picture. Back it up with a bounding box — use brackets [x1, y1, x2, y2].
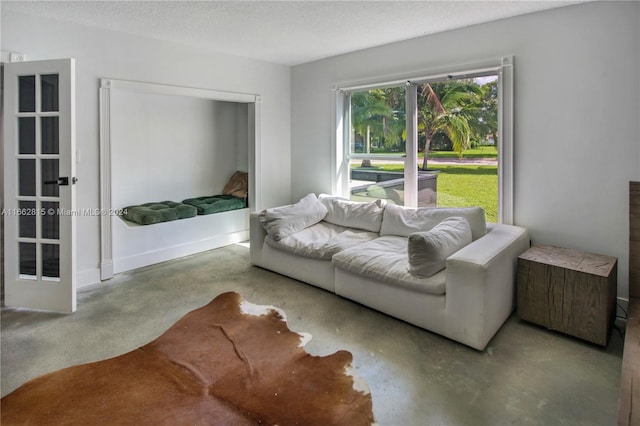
[58, 177, 78, 185]
[43, 177, 77, 186]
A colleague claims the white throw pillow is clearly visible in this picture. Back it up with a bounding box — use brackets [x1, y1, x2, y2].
[380, 203, 486, 240]
[407, 216, 472, 277]
[318, 194, 386, 233]
[259, 193, 328, 241]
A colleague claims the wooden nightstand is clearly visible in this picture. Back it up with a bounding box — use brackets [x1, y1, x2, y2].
[517, 245, 617, 346]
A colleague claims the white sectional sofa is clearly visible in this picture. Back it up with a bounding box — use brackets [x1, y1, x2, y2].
[250, 194, 530, 350]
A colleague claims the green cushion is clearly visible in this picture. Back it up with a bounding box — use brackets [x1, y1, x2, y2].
[122, 201, 197, 225]
[182, 195, 246, 215]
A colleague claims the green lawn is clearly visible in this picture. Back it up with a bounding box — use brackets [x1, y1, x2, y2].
[369, 164, 498, 222]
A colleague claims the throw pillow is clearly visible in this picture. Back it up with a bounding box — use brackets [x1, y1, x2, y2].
[259, 193, 328, 241]
[318, 194, 386, 233]
[222, 171, 248, 199]
[407, 216, 472, 277]
[380, 203, 486, 240]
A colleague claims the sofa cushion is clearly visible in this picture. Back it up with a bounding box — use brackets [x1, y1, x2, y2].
[265, 222, 379, 260]
[408, 217, 472, 277]
[380, 204, 486, 241]
[259, 193, 328, 241]
[332, 236, 446, 295]
[318, 194, 386, 233]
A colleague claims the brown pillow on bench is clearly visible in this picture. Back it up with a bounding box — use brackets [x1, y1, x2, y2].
[222, 171, 248, 199]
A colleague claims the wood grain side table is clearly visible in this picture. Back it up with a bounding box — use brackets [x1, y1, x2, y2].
[517, 245, 617, 346]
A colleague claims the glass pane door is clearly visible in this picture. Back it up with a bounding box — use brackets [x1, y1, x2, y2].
[4, 58, 76, 313]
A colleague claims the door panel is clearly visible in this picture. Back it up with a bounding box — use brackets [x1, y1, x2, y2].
[3, 59, 76, 313]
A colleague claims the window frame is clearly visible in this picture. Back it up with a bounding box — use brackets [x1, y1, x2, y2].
[331, 56, 514, 224]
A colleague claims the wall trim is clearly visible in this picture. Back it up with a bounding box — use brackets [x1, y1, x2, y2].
[99, 79, 113, 280]
[99, 78, 260, 281]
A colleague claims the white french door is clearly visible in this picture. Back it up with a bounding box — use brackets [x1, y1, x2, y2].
[3, 59, 76, 313]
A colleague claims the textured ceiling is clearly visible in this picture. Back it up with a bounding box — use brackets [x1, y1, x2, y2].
[3, 1, 585, 65]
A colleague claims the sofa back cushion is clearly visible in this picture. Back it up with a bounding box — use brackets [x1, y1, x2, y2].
[380, 204, 486, 240]
[318, 194, 386, 233]
[407, 217, 473, 277]
[259, 193, 327, 241]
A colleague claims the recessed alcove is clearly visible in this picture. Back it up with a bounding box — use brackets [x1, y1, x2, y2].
[99, 79, 260, 279]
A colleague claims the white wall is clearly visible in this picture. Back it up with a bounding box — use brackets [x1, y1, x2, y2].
[291, 1, 640, 298]
[1, 10, 292, 287]
[110, 93, 244, 208]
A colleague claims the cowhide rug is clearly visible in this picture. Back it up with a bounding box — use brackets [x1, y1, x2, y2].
[1, 292, 375, 425]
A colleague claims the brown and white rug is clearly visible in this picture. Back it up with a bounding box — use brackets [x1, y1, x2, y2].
[1, 292, 375, 425]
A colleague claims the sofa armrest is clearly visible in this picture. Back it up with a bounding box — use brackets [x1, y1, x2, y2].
[444, 223, 530, 349]
[250, 211, 267, 266]
[447, 223, 528, 271]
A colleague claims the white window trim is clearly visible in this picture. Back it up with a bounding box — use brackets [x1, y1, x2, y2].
[332, 56, 514, 224]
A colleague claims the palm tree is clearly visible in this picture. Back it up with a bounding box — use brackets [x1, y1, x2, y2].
[379, 87, 406, 152]
[351, 87, 406, 167]
[351, 90, 392, 154]
[477, 80, 499, 147]
[418, 81, 481, 170]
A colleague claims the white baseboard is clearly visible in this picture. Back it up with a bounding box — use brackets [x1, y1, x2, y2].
[617, 297, 630, 318]
[100, 260, 114, 281]
[113, 230, 249, 275]
[77, 268, 101, 289]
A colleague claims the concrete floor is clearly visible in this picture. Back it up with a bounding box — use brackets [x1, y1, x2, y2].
[1, 243, 624, 425]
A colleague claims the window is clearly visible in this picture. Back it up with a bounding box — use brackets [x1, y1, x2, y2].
[349, 85, 409, 206]
[333, 57, 513, 223]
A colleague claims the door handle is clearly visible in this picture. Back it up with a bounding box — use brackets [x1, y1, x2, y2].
[43, 177, 77, 186]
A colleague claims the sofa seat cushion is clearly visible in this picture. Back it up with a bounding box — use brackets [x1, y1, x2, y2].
[265, 221, 379, 260]
[182, 195, 246, 215]
[122, 201, 198, 225]
[332, 236, 446, 295]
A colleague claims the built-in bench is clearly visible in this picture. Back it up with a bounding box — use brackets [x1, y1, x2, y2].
[121, 195, 247, 226]
[112, 171, 251, 274]
[113, 206, 249, 274]
[120, 171, 249, 226]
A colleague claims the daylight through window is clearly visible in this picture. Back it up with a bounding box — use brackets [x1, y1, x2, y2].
[336, 58, 513, 223]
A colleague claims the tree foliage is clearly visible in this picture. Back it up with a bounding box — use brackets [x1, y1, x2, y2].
[350, 77, 498, 170]
[351, 87, 406, 152]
